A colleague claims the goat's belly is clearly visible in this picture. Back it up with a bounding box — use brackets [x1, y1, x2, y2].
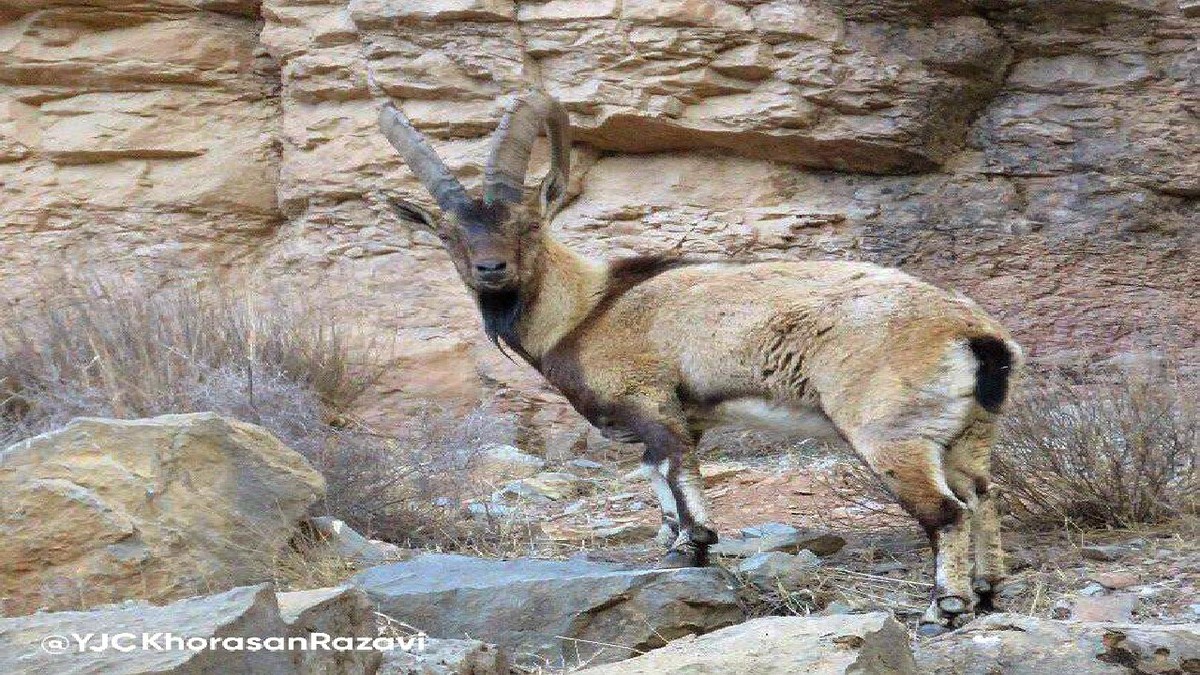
[711, 398, 840, 440]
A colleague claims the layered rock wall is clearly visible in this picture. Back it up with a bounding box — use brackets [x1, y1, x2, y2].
[2, 0, 1196, 443]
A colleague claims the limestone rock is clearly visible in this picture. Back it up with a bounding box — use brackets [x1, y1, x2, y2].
[589, 521, 659, 544]
[351, 554, 744, 668]
[278, 585, 382, 675]
[0, 414, 325, 614]
[698, 462, 749, 486]
[494, 471, 591, 502]
[1089, 572, 1138, 590]
[1, 0, 1197, 454]
[712, 524, 845, 558]
[1081, 545, 1132, 562]
[0, 584, 295, 674]
[1069, 594, 1138, 623]
[915, 613, 1200, 675]
[469, 444, 545, 481]
[305, 517, 406, 565]
[576, 613, 917, 674]
[377, 637, 508, 675]
[737, 550, 821, 592]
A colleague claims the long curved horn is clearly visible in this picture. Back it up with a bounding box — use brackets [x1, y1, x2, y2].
[484, 91, 571, 207]
[378, 102, 469, 212]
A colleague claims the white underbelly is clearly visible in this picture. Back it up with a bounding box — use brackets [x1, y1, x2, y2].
[712, 398, 841, 441]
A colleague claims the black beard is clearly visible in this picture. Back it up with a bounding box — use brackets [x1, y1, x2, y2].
[477, 289, 523, 354]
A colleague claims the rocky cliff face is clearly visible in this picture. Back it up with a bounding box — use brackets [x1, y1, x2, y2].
[2, 0, 1196, 445]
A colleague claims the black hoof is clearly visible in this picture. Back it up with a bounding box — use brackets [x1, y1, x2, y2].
[659, 546, 708, 569]
[974, 589, 996, 613]
[918, 595, 975, 637]
[973, 578, 1001, 613]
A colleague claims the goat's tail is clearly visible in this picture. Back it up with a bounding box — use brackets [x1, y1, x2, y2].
[967, 335, 1016, 413]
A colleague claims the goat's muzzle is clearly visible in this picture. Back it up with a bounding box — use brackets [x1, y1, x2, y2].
[473, 259, 514, 290]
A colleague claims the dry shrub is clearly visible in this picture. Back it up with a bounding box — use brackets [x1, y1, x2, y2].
[0, 282, 527, 552]
[994, 364, 1198, 529]
[317, 405, 526, 549]
[0, 283, 366, 445]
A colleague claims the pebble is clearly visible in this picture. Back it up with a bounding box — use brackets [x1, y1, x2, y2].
[1090, 571, 1138, 590]
[1052, 598, 1072, 619]
[870, 561, 908, 575]
[1081, 545, 1128, 562]
[1071, 593, 1137, 622]
[567, 458, 606, 472]
[467, 502, 514, 518]
[996, 580, 1029, 600]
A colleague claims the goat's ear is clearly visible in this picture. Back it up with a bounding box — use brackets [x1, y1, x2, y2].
[537, 171, 568, 220]
[388, 197, 438, 231]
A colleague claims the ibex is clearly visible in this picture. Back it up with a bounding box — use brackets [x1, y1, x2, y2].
[377, 91, 1022, 635]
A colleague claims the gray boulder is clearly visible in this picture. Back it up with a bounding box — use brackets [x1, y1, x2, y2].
[915, 613, 1200, 675]
[0, 584, 295, 674]
[576, 613, 916, 674]
[351, 554, 743, 668]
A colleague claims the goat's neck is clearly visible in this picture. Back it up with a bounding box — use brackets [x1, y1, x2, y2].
[515, 234, 607, 362]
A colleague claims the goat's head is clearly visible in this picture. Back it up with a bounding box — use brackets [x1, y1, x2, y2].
[378, 91, 571, 294]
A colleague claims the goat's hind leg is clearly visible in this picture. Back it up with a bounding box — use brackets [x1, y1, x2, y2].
[947, 419, 1006, 611]
[861, 437, 976, 636]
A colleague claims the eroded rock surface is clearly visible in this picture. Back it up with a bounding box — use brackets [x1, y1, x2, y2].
[914, 613, 1200, 675]
[351, 553, 744, 668]
[576, 612, 917, 675]
[279, 585, 382, 675]
[0, 414, 325, 615]
[1, 0, 1196, 444]
[0, 584, 295, 675]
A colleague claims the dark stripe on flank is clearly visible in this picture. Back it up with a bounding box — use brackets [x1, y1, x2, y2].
[538, 253, 705, 421]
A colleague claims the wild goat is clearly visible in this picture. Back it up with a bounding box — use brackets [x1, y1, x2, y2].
[377, 91, 1022, 635]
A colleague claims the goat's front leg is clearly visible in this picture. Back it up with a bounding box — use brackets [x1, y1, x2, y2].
[636, 420, 718, 568]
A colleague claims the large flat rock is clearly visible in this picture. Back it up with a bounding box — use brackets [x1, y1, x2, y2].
[915, 613, 1200, 675]
[0, 584, 294, 675]
[577, 612, 917, 674]
[351, 554, 744, 668]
